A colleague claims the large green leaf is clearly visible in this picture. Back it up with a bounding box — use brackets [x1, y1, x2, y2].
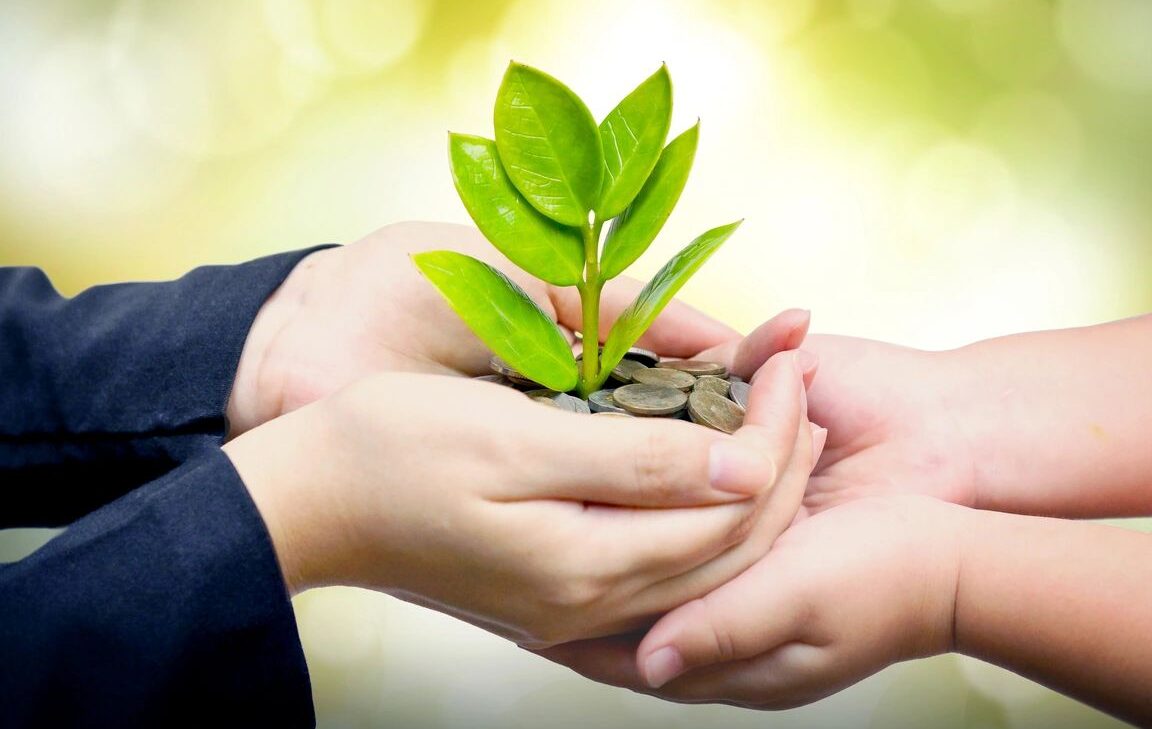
[413, 251, 579, 392]
[599, 123, 699, 280]
[494, 62, 603, 227]
[449, 134, 584, 286]
[600, 221, 742, 377]
[595, 65, 673, 221]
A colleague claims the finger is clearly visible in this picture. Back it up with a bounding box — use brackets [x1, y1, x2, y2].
[728, 350, 808, 466]
[811, 424, 828, 465]
[646, 642, 833, 710]
[636, 552, 808, 688]
[549, 276, 741, 357]
[533, 634, 647, 689]
[731, 309, 811, 380]
[511, 410, 776, 507]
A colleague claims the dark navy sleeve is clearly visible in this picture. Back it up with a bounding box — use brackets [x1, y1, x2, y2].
[0, 447, 314, 728]
[0, 247, 334, 527]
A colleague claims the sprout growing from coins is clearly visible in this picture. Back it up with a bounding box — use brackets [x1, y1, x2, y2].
[413, 62, 741, 401]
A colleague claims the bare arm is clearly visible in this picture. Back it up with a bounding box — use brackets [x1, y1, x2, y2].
[953, 314, 1152, 516]
[956, 509, 1152, 723]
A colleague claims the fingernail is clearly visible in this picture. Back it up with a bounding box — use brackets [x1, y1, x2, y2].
[794, 349, 819, 377]
[710, 440, 774, 495]
[644, 646, 685, 688]
[811, 425, 828, 462]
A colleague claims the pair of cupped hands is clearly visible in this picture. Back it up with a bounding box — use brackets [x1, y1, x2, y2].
[224, 222, 974, 710]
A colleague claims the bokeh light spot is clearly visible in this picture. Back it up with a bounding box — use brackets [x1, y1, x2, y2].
[1058, 0, 1152, 92]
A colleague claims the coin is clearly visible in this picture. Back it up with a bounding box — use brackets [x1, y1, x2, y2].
[688, 390, 745, 433]
[632, 367, 696, 392]
[612, 384, 688, 416]
[556, 393, 591, 414]
[729, 380, 751, 411]
[622, 347, 660, 367]
[593, 411, 633, 417]
[657, 359, 727, 377]
[531, 396, 560, 408]
[588, 389, 626, 414]
[490, 355, 540, 387]
[694, 375, 730, 398]
[610, 358, 647, 383]
[473, 374, 509, 386]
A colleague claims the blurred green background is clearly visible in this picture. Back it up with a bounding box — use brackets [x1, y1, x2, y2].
[1, 0, 1149, 727]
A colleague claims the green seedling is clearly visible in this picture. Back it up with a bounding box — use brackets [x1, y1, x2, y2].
[413, 62, 741, 398]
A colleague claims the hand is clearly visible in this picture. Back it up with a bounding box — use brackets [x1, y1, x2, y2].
[223, 350, 819, 648]
[701, 320, 980, 515]
[539, 494, 965, 707]
[226, 221, 740, 436]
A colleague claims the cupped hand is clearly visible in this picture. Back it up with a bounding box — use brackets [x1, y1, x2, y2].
[538, 494, 965, 708]
[227, 221, 741, 436]
[223, 349, 819, 649]
[701, 319, 981, 514]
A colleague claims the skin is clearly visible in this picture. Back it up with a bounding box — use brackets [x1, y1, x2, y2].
[541, 314, 1152, 723]
[220, 221, 823, 648]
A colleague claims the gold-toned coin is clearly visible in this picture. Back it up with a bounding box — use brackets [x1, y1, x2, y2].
[688, 390, 745, 434]
[531, 396, 561, 408]
[588, 389, 626, 414]
[473, 374, 509, 386]
[632, 367, 696, 392]
[729, 380, 751, 411]
[657, 359, 727, 377]
[694, 375, 730, 398]
[612, 384, 688, 416]
[610, 358, 647, 384]
[593, 411, 633, 417]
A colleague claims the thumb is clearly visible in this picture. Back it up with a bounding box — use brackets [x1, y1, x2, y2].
[731, 309, 811, 380]
[636, 554, 804, 688]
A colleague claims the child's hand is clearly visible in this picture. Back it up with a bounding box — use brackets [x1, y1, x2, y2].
[538, 494, 965, 706]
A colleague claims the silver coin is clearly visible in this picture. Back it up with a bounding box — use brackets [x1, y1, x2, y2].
[657, 359, 727, 377]
[729, 380, 751, 411]
[632, 367, 696, 392]
[727, 374, 745, 384]
[610, 358, 647, 384]
[531, 396, 561, 408]
[622, 347, 660, 367]
[473, 374, 509, 386]
[588, 389, 626, 414]
[555, 393, 591, 414]
[688, 390, 745, 434]
[612, 384, 688, 416]
[490, 355, 541, 388]
[694, 375, 730, 398]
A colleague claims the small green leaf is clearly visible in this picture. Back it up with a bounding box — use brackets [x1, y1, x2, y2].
[494, 62, 603, 227]
[600, 123, 699, 280]
[449, 134, 584, 286]
[600, 221, 742, 376]
[596, 65, 673, 221]
[413, 250, 578, 392]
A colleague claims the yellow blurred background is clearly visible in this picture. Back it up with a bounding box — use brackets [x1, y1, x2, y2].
[1, 0, 1149, 726]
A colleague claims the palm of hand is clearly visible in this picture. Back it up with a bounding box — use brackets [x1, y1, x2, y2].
[258, 221, 736, 422]
[797, 334, 978, 515]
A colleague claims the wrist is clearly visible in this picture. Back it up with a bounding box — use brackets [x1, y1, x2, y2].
[222, 401, 353, 595]
[226, 248, 334, 438]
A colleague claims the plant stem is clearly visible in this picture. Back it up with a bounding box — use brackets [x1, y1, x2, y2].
[577, 220, 604, 397]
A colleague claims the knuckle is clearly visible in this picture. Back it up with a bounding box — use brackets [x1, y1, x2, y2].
[632, 427, 684, 503]
[697, 594, 740, 663]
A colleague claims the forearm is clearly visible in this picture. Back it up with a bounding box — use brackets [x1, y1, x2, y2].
[956, 508, 1152, 724]
[952, 314, 1152, 517]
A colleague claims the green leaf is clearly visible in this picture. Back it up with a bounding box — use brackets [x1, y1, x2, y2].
[600, 123, 699, 280]
[449, 134, 584, 286]
[600, 221, 742, 376]
[494, 62, 603, 227]
[596, 65, 673, 220]
[413, 250, 579, 392]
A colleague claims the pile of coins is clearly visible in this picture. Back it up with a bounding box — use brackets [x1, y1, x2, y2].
[477, 348, 750, 434]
